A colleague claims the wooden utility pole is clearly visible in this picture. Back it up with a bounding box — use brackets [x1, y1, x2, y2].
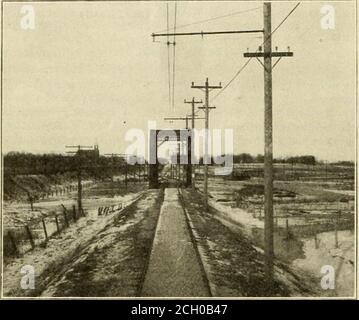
[192, 78, 222, 211]
[263, 2, 274, 290]
[152, 22, 261, 209]
[153, 3, 296, 290]
[66, 145, 94, 215]
[184, 98, 203, 190]
[184, 98, 203, 131]
[243, 2, 293, 290]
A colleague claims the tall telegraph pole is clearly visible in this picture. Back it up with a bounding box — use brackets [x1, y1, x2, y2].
[192, 78, 222, 210]
[66, 145, 94, 215]
[263, 2, 274, 289]
[184, 98, 202, 190]
[152, 21, 262, 211]
[243, 2, 293, 290]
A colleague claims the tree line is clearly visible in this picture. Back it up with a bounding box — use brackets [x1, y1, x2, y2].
[201, 154, 319, 165]
[3, 152, 133, 176]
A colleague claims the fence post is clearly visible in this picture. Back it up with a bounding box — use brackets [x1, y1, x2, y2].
[7, 230, 19, 256]
[29, 196, 34, 211]
[72, 205, 77, 221]
[335, 212, 339, 248]
[55, 214, 60, 233]
[25, 225, 35, 249]
[62, 206, 69, 227]
[41, 218, 48, 241]
[314, 233, 319, 249]
[286, 218, 290, 240]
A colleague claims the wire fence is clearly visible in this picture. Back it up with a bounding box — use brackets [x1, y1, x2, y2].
[3, 204, 87, 258]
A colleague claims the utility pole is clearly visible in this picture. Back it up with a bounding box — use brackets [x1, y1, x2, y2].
[184, 98, 203, 131]
[192, 78, 222, 211]
[263, 2, 274, 292]
[243, 2, 293, 291]
[152, 3, 296, 291]
[152, 21, 262, 209]
[66, 145, 94, 216]
[184, 98, 203, 191]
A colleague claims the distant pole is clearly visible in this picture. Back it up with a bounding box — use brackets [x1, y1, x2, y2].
[204, 80, 209, 209]
[192, 78, 221, 210]
[184, 97, 203, 190]
[77, 166, 82, 214]
[65, 145, 95, 216]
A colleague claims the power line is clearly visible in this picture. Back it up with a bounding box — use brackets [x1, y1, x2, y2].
[271, 2, 301, 36]
[172, 2, 177, 110]
[166, 3, 171, 109]
[212, 58, 252, 102]
[212, 2, 301, 101]
[154, 6, 262, 34]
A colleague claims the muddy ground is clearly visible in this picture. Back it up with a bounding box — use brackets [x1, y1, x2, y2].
[180, 189, 319, 297]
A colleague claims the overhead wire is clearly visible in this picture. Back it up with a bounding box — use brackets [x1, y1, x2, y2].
[212, 2, 301, 102]
[154, 6, 262, 34]
[172, 2, 177, 110]
[166, 3, 171, 109]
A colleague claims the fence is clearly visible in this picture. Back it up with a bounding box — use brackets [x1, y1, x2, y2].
[4, 191, 144, 261]
[4, 203, 86, 259]
[232, 195, 354, 249]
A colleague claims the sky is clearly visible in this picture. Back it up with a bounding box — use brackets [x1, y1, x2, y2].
[2, 1, 357, 161]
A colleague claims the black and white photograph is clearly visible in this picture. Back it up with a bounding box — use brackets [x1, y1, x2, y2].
[0, 0, 357, 300]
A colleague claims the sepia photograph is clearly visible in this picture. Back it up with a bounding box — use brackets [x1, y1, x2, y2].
[0, 0, 357, 300]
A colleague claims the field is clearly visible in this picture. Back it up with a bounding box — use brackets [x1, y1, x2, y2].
[194, 163, 355, 296]
[2, 162, 355, 297]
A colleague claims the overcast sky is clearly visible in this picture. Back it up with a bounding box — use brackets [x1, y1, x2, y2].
[2, 1, 356, 161]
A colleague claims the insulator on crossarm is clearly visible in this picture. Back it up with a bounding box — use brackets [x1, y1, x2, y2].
[258, 46, 262, 52]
